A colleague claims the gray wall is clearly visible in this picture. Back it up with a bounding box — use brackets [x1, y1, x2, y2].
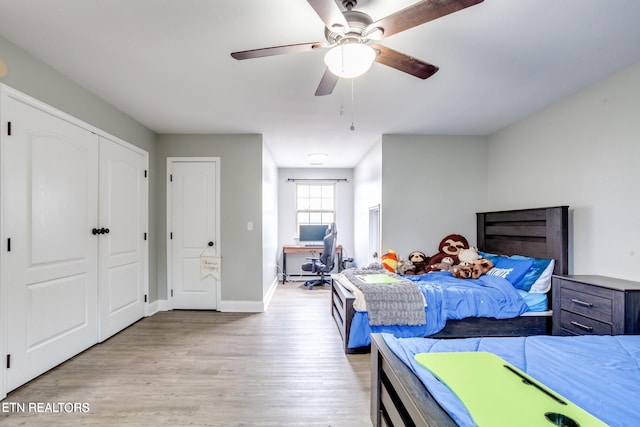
[155, 134, 266, 303]
[488, 62, 640, 280]
[379, 135, 489, 261]
[0, 34, 160, 299]
[351, 63, 640, 283]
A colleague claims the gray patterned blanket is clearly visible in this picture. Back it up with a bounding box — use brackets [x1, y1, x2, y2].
[342, 265, 426, 326]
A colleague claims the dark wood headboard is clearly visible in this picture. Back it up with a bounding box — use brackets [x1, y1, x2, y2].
[476, 206, 569, 276]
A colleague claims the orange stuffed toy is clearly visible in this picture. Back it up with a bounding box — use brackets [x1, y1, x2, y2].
[380, 250, 398, 273]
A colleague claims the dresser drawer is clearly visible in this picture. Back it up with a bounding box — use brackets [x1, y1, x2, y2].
[559, 287, 612, 323]
[558, 310, 612, 335]
[553, 275, 640, 336]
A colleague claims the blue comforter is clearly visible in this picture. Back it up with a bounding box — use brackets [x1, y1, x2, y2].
[382, 334, 640, 427]
[348, 272, 529, 348]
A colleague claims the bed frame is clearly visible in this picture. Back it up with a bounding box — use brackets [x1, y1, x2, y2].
[370, 332, 457, 426]
[331, 206, 569, 354]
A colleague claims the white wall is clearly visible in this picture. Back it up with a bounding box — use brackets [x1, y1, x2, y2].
[488, 62, 640, 280]
[353, 140, 382, 268]
[277, 168, 354, 277]
[379, 135, 489, 261]
[262, 144, 279, 298]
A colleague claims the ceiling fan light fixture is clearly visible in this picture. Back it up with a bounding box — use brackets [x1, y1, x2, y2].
[308, 152, 328, 165]
[324, 42, 375, 78]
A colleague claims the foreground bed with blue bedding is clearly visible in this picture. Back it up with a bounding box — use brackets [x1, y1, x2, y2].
[371, 333, 640, 427]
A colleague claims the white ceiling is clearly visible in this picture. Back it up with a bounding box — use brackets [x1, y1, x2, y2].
[0, 0, 639, 167]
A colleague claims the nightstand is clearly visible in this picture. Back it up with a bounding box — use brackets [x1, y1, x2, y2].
[552, 275, 640, 335]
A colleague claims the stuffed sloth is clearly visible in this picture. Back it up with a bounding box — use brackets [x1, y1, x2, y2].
[426, 234, 470, 272]
[407, 251, 429, 275]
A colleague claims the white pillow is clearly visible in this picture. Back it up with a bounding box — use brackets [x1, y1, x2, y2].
[529, 259, 555, 293]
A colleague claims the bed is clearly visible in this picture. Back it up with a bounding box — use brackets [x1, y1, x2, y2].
[331, 206, 569, 354]
[370, 332, 640, 427]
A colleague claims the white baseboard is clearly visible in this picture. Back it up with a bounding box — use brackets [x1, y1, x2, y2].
[218, 300, 264, 313]
[146, 279, 279, 314]
[262, 277, 279, 311]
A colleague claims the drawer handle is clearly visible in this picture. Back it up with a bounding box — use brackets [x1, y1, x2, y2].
[570, 320, 593, 331]
[570, 298, 593, 307]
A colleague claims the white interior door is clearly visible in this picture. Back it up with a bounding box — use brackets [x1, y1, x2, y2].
[368, 205, 381, 265]
[98, 137, 148, 341]
[168, 159, 219, 310]
[4, 96, 99, 391]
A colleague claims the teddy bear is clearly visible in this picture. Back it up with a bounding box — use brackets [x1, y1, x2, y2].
[471, 258, 494, 279]
[425, 234, 470, 272]
[397, 259, 416, 275]
[457, 247, 480, 266]
[407, 251, 429, 275]
[428, 256, 455, 272]
[450, 258, 494, 280]
[450, 264, 473, 279]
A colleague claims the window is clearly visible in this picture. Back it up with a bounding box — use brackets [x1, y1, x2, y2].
[296, 183, 335, 231]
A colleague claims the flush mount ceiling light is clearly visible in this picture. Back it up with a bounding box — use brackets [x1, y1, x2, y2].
[323, 40, 376, 79]
[308, 152, 328, 165]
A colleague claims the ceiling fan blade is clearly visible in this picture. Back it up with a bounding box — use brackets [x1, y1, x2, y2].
[372, 45, 439, 79]
[231, 42, 327, 60]
[367, 0, 484, 39]
[307, 0, 350, 33]
[315, 68, 340, 96]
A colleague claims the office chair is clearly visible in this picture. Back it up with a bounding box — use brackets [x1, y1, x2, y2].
[300, 223, 337, 290]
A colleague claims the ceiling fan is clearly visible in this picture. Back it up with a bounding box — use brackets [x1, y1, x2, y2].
[230, 0, 484, 96]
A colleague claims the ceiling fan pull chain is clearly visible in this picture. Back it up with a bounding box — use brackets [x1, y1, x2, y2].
[350, 78, 356, 131]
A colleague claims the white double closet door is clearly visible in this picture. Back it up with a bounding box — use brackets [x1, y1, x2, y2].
[2, 91, 147, 392]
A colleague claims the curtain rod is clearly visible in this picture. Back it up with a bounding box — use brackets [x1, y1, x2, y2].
[286, 178, 348, 182]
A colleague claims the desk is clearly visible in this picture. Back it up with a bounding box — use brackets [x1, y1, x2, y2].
[282, 245, 343, 283]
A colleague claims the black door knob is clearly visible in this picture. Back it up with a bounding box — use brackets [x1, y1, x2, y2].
[208, 241, 214, 247]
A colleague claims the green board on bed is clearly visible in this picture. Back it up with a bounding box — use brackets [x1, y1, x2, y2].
[414, 352, 606, 427]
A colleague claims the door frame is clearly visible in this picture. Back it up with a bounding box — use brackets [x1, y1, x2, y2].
[368, 204, 381, 265]
[166, 157, 221, 310]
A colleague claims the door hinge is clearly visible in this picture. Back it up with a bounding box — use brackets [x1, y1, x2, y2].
[144, 170, 148, 178]
[7, 238, 11, 252]
[171, 289, 174, 297]
[169, 174, 173, 182]
[7, 121, 11, 136]
[170, 232, 173, 240]
[143, 232, 147, 241]
[144, 294, 148, 303]
[6, 354, 10, 369]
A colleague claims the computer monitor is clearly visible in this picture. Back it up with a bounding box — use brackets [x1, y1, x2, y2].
[299, 224, 328, 244]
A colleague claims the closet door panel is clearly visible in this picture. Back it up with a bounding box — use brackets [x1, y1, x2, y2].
[98, 137, 147, 342]
[31, 135, 91, 264]
[5, 97, 99, 392]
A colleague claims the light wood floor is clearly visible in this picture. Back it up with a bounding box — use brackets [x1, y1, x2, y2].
[0, 282, 372, 426]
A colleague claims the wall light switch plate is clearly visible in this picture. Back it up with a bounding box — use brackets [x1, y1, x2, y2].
[247, 221, 253, 231]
